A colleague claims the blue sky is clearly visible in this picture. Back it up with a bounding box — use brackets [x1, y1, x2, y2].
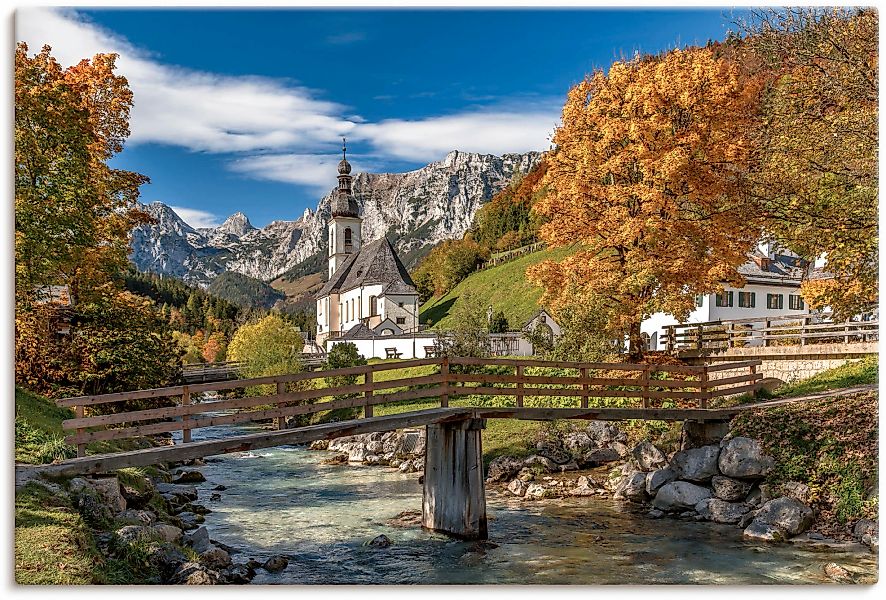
[16, 7, 744, 228]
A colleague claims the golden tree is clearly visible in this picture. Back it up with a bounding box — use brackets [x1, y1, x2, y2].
[528, 48, 764, 358]
[740, 8, 878, 318]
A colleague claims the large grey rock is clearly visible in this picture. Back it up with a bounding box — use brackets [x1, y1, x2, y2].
[150, 523, 184, 544]
[524, 484, 549, 500]
[581, 447, 622, 466]
[369, 534, 392, 548]
[169, 561, 219, 585]
[120, 476, 155, 509]
[718, 437, 774, 479]
[632, 442, 667, 471]
[262, 555, 288, 573]
[486, 456, 525, 482]
[671, 445, 720, 482]
[614, 471, 648, 502]
[652, 481, 713, 511]
[348, 446, 369, 463]
[148, 542, 188, 581]
[695, 498, 751, 524]
[117, 509, 155, 526]
[200, 547, 232, 569]
[223, 564, 256, 584]
[172, 470, 206, 484]
[743, 520, 786, 542]
[645, 469, 677, 496]
[506, 479, 528, 497]
[853, 519, 877, 540]
[523, 455, 559, 473]
[562, 432, 595, 455]
[586, 420, 626, 444]
[116, 525, 148, 543]
[711, 475, 753, 502]
[781, 481, 811, 504]
[186, 526, 212, 554]
[753, 497, 814, 537]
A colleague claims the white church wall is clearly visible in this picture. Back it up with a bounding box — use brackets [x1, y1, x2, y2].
[382, 293, 420, 332]
[328, 334, 438, 360]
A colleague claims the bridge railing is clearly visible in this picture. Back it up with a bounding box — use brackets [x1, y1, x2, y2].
[55, 357, 762, 457]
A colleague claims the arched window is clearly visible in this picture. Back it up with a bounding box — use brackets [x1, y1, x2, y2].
[344, 227, 353, 252]
[369, 295, 377, 316]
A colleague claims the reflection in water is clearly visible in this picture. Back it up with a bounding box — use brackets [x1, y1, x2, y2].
[182, 422, 877, 584]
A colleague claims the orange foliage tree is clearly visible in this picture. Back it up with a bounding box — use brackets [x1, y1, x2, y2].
[528, 47, 764, 358]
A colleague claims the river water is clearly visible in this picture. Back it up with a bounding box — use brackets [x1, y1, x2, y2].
[182, 423, 877, 585]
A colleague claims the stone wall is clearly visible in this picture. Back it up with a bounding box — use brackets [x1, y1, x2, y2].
[683, 342, 877, 384]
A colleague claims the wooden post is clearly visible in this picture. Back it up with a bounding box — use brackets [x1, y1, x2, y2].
[801, 316, 809, 346]
[440, 356, 449, 408]
[641, 365, 650, 409]
[749, 363, 758, 400]
[696, 324, 704, 350]
[515, 364, 524, 408]
[181, 386, 191, 444]
[845, 319, 851, 344]
[763, 319, 771, 347]
[727, 322, 735, 349]
[699, 366, 709, 409]
[364, 370, 374, 418]
[276, 381, 286, 430]
[665, 326, 675, 353]
[422, 418, 487, 540]
[580, 366, 589, 409]
[75, 406, 86, 458]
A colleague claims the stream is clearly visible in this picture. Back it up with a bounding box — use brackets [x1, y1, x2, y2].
[178, 422, 877, 585]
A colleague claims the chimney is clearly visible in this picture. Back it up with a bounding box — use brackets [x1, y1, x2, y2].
[752, 255, 770, 271]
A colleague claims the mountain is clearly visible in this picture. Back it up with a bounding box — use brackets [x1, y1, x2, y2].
[129, 150, 541, 287]
[207, 271, 285, 310]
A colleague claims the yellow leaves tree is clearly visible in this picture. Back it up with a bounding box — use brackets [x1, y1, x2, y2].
[740, 8, 878, 318]
[528, 48, 764, 358]
[227, 314, 304, 380]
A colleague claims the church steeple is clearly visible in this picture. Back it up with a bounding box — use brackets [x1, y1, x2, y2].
[332, 137, 358, 218]
[328, 137, 362, 278]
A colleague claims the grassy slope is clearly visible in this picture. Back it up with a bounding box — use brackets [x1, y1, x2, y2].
[420, 245, 575, 329]
[730, 357, 879, 535]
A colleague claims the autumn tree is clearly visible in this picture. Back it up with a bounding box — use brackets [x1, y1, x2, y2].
[227, 314, 304, 380]
[15, 43, 148, 306]
[528, 48, 764, 359]
[739, 8, 878, 318]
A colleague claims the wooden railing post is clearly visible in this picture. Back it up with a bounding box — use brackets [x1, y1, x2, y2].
[641, 365, 650, 409]
[845, 319, 851, 343]
[699, 366, 709, 409]
[665, 326, 675, 353]
[75, 405, 86, 457]
[364, 370, 374, 418]
[580, 366, 589, 409]
[515, 364, 524, 408]
[749, 363, 758, 400]
[727, 322, 735, 349]
[801, 316, 809, 346]
[763, 319, 771, 347]
[696, 324, 704, 350]
[276, 381, 286, 429]
[181, 386, 191, 444]
[440, 357, 449, 408]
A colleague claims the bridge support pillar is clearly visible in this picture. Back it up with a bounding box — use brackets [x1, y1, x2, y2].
[682, 420, 730, 449]
[422, 418, 487, 540]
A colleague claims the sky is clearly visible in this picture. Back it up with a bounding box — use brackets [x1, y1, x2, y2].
[15, 6, 746, 228]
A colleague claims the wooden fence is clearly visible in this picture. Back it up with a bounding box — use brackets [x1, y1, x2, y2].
[182, 355, 328, 383]
[56, 357, 762, 457]
[475, 242, 546, 271]
[662, 314, 879, 352]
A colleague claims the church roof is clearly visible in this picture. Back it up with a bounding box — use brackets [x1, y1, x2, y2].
[340, 323, 377, 340]
[315, 237, 417, 298]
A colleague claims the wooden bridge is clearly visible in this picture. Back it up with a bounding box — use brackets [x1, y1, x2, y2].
[34, 356, 763, 540]
[181, 355, 328, 383]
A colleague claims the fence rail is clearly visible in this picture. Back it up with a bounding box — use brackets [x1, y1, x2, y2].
[181, 354, 328, 383]
[662, 313, 879, 352]
[56, 357, 762, 457]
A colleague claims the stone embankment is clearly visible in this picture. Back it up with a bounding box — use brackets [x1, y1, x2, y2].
[308, 429, 427, 474]
[26, 462, 288, 585]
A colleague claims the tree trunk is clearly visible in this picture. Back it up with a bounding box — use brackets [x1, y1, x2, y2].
[628, 321, 644, 362]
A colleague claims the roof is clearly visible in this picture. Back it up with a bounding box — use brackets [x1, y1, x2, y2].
[317, 237, 417, 299]
[737, 252, 808, 286]
[340, 323, 377, 340]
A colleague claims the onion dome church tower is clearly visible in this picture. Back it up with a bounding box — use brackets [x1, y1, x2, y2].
[328, 138, 362, 278]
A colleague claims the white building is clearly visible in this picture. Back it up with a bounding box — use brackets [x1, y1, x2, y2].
[642, 246, 812, 350]
[315, 140, 420, 346]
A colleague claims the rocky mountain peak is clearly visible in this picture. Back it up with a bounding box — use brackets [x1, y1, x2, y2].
[216, 211, 255, 237]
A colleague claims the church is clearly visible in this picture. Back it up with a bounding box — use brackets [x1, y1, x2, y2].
[315, 140, 421, 346]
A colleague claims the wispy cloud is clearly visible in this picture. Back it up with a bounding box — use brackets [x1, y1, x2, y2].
[168, 206, 222, 229]
[325, 31, 366, 45]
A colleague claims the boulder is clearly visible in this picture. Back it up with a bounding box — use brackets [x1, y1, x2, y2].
[862, 534, 879, 553]
[150, 523, 184, 544]
[711, 475, 754, 502]
[695, 498, 751, 524]
[117, 509, 155, 525]
[754, 497, 814, 537]
[718, 437, 774, 479]
[738, 510, 757, 529]
[78, 493, 113, 525]
[486, 456, 525, 482]
[645, 469, 677, 496]
[116, 525, 148, 543]
[262, 555, 288, 573]
[614, 471, 648, 502]
[223, 564, 255, 584]
[581, 447, 622, 466]
[172, 470, 206, 484]
[156, 483, 198, 504]
[366, 441, 385, 454]
[632, 441, 667, 471]
[200, 547, 232, 569]
[176, 511, 205, 530]
[586, 421, 626, 444]
[507, 479, 528, 497]
[610, 442, 631, 458]
[781, 481, 811, 504]
[186, 526, 212, 554]
[120, 476, 155, 509]
[148, 542, 188, 581]
[369, 534, 392, 548]
[169, 561, 219, 585]
[348, 447, 369, 463]
[853, 519, 877, 540]
[647, 509, 665, 519]
[523, 455, 559, 473]
[309, 440, 329, 450]
[652, 481, 713, 511]
[742, 520, 786, 542]
[536, 442, 573, 465]
[524, 484, 549, 500]
[562, 432, 595, 455]
[823, 563, 855, 584]
[671, 445, 720, 482]
[321, 453, 348, 465]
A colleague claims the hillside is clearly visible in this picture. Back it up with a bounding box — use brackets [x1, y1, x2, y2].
[208, 271, 285, 309]
[420, 245, 576, 329]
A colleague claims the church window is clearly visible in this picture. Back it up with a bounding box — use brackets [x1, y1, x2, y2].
[398, 302, 404, 308]
[396, 317, 406, 325]
[344, 227, 352, 251]
[369, 296, 377, 316]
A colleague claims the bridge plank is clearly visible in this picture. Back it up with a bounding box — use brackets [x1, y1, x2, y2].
[40, 408, 473, 477]
[472, 407, 725, 422]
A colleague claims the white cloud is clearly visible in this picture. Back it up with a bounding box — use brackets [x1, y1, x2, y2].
[168, 206, 222, 229]
[15, 7, 559, 185]
[356, 110, 559, 163]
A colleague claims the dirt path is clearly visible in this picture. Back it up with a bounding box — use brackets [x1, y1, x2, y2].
[729, 384, 878, 412]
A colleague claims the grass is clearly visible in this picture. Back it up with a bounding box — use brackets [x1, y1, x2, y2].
[770, 355, 878, 398]
[420, 245, 575, 329]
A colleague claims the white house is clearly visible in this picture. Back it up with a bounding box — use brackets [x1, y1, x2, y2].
[642, 244, 812, 350]
[315, 140, 421, 346]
